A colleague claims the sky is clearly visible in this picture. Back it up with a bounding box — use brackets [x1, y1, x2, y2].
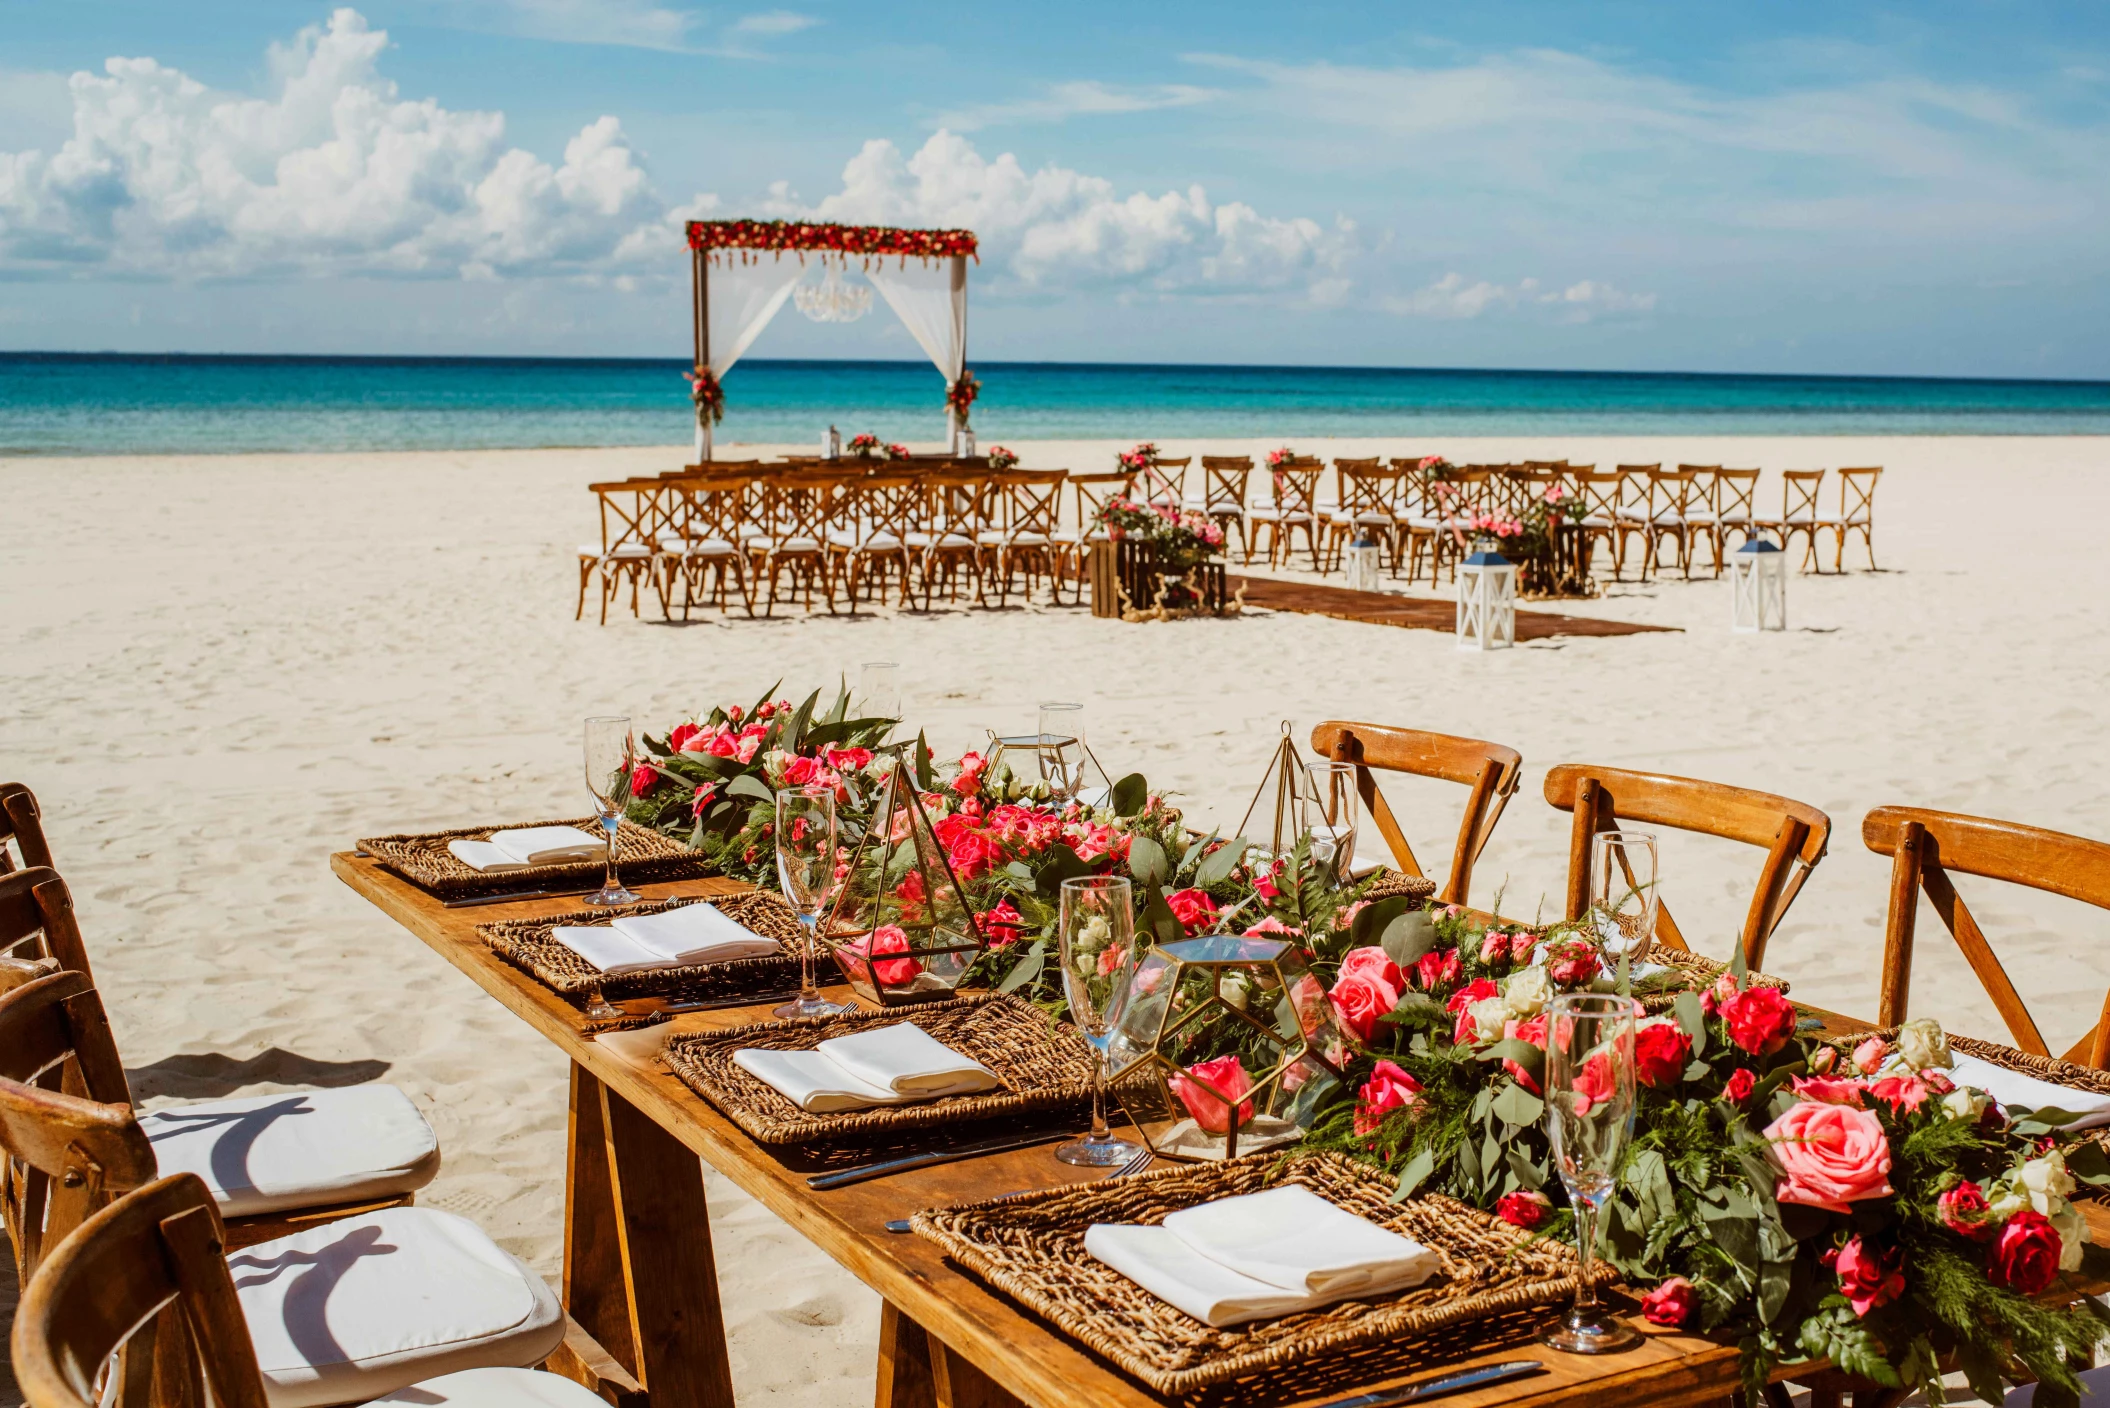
[2, 2, 2108, 377]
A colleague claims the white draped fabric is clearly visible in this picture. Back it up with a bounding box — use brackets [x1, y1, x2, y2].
[864, 255, 968, 436]
[696, 252, 803, 456]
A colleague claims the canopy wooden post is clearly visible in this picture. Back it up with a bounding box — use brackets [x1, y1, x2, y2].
[691, 244, 711, 463]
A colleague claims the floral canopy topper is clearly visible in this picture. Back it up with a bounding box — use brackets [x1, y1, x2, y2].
[686, 219, 979, 266]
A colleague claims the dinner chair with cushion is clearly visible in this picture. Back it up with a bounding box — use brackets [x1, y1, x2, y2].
[911, 470, 990, 608]
[828, 470, 921, 612]
[1632, 468, 1701, 579]
[1759, 469, 1828, 572]
[0, 971, 440, 1269]
[1310, 722, 1523, 909]
[1712, 468, 1762, 558]
[1544, 764, 1832, 971]
[1319, 462, 1399, 573]
[978, 469, 1067, 607]
[1190, 456, 1254, 560]
[1609, 464, 1661, 577]
[1246, 458, 1324, 570]
[575, 481, 666, 625]
[667, 471, 756, 618]
[1138, 455, 1190, 508]
[1053, 469, 1134, 591]
[1566, 469, 1627, 581]
[1675, 465, 1724, 575]
[1864, 807, 2110, 1067]
[750, 471, 847, 615]
[13, 1172, 592, 1408]
[0, 784, 54, 875]
[1821, 466, 1883, 571]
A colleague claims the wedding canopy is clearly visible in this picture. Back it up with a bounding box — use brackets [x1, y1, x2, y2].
[684, 220, 980, 460]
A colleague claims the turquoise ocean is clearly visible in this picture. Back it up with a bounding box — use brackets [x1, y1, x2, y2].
[5, 353, 2110, 456]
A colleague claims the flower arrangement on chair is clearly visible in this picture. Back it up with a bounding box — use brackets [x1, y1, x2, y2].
[1117, 442, 1160, 475]
[684, 367, 725, 426]
[1264, 447, 1297, 469]
[884, 442, 912, 461]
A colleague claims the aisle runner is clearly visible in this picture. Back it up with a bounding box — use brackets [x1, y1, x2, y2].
[1227, 576, 1677, 640]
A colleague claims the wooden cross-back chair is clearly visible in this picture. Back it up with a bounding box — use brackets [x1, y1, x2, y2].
[1321, 464, 1399, 572]
[1765, 469, 1828, 571]
[1247, 459, 1325, 570]
[1545, 765, 1832, 970]
[0, 869, 91, 990]
[1565, 470, 1626, 581]
[1138, 456, 1190, 507]
[1192, 456, 1253, 558]
[1712, 468, 1761, 559]
[1675, 465, 1724, 575]
[1385, 462, 1444, 584]
[1636, 468, 1702, 579]
[2, 784, 55, 875]
[914, 470, 991, 608]
[751, 471, 850, 615]
[1866, 807, 2110, 1066]
[576, 480, 667, 624]
[1055, 470, 1132, 591]
[980, 469, 1068, 607]
[667, 471, 755, 619]
[1311, 722, 1522, 909]
[829, 470, 922, 612]
[1826, 466, 1883, 571]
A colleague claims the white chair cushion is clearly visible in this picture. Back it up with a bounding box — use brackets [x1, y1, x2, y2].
[683, 538, 738, 557]
[371, 1367, 608, 1407]
[607, 544, 654, 559]
[144, 1084, 440, 1219]
[1614, 506, 1650, 522]
[766, 537, 821, 553]
[234, 1207, 564, 1408]
[1577, 514, 1615, 528]
[1003, 533, 1053, 547]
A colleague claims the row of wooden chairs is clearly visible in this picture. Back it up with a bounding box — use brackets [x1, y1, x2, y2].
[0, 788, 609, 1407]
[1313, 721, 2110, 1064]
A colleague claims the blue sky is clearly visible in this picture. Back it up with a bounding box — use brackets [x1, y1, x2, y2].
[3, 1, 2108, 377]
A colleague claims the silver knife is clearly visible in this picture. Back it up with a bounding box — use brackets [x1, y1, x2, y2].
[442, 886, 599, 909]
[807, 1129, 1068, 1190]
[1305, 1360, 1545, 1408]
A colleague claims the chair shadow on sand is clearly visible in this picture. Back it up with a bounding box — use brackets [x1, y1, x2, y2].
[125, 1047, 391, 1099]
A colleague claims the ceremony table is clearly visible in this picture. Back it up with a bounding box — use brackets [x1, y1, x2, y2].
[329, 854, 2110, 1408]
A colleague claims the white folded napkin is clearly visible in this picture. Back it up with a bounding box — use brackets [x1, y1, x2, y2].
[1949, 1052, 2110, 1130]
[733, 1022, 998, 1114]
[816, 1023, 999, 1099]
[448, 825, 605, 872]
[1083, 1225, 1322, 1327]
[1161, 1185, 1441, 1299]
[550, 903, 777, 976]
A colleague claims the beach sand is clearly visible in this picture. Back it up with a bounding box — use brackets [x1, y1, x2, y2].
[4, 433, 2109, 1403]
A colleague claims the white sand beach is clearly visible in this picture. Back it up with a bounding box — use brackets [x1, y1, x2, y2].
[5, 434, 2109, 1404]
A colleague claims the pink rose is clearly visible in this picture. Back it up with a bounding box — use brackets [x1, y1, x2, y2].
[1719, 985, 1797, 1056]
[1479, 930, 1508, 964]
[1640, 1276, 1698, 1328]
[825, 746, 873, 771]
[977, 900, 1025, 948]
[1495, 1189, 1552, 1230]
[1937, 1180, 1995, 1240]
[1287, 973, 1328, 1036]
[1165, 888, 1220, 934]
[841, 925, 921, 989]
[1869, 1074, 1929, 1115]
[782, 754, 823, 787]
[1851, 1037, 1888, 1075]
[1243, 915, 1304, 938]
[1353, 1060, 1422, 1136]
[1170, 1055, 1254, 1135]
[952, 751, 986, 796]
[669, 721, 703, 752]
[1329, 948, 1404, 1043]
[1447, 977, 1501, 1044]
[1633, 1021, 1692, 1089]
[1788, 1075, 1869, 1107]
[690, 783, 717, 817]
[945, 830, 1002, 881]
[1764, 1101, 1894, 1212]
[1569, 1050, 1618, 1116]
[1502, 1014, 1549, 1094]
[1509, 932, 1536, 964]
[1545, 938, 1600, 989]
[1809, 1043, 1839, 1075]
[1411, 947, 1461, 992]
[1721, 1068, 1756, 1104]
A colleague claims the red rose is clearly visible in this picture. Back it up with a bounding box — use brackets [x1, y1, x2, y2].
[629, 763, 658, 797]
[1937, 1180, 1995, 1240]
[1719, 986, 1797, 1056]
[1828, 1236, 1905, 1317]
[1721, 1068, 1756, 1104]
[1412, 947, 1461, 992]
[1353, 1059, 1423, 1136]
[1329, 948, 1404, 1043]
[977, 899, 1026, 948]
[668, 721, 702, 752]
[1165, 888, 1220, 934]
[1545, 938, 1601, 989]
[1494, 1189, 1552, 1229]
[945, 830, 1002, 881]
[1989, 1209, 2064, 1296]
[1640, 1276, 1698, 1328]
[782, 754, 822, 787]
[1501, 1014, 1549, 1095]
[1633, 1021, 1693, 1089]
[690, 783, 717, 817]
[824, 746, 872, 771]
[841, 924, 920, 988]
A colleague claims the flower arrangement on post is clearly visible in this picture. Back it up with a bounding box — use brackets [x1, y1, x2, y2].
[684, 366, 725, 426]
[985, 446, 1019, 470]
[946, 372, 981, 425]
[884, 442, 911, 461]
[845, 433, 881, 459]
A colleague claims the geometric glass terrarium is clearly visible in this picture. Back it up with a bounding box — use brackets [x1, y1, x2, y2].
[1104, 934, 1348, 1161]
[818, 746, 985, 1006]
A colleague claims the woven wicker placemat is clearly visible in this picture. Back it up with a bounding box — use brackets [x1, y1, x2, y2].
[1634, 944, 1790, 1012]
[359, 815, 713, 901]
[911, 1150, 1581, 1398]
[1824, 1028, 2110, 1100]
[479, 892, 811, 1004]
[664, 993, 1095, 1145]
[1359, 870, 1438, 904]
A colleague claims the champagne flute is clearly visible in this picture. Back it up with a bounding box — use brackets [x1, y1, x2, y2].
[582, 716, 640, 907]
[1036, 701, 1085, 799]
[1542, 993, 1642, 1354]
[1303, 761, 1363, 885]
[858, 661, 901, 733]
[1055, 875, 1146, 1167]
[1589, 830, 1659, 957]
[773, 784, 850, 1020]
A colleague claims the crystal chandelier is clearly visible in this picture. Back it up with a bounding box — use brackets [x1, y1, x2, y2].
[793, 261, 873, 323]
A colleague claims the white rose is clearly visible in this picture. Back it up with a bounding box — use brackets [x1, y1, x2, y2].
[1502, 964, 1552, 1019]
[1941, 1086, 1990, 1122]
[1077, 915, 1109, 953]
[2017, 1150, 2076, 1212]
[1986, 1183, 2028, 1222]
[1222, 971, 1251, 1011]
[1896, 1018, 1953, 1071]
[1467, 996, 1511, 1044]
[2051, 1204, 2089, 1271]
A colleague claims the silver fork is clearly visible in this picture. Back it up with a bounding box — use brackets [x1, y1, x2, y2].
[884, 1145, 1152, 1233]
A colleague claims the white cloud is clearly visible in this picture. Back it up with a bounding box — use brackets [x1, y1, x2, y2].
[1382, 273, 1656, 322]
[0, 9, 686, 279]
[937, 81, 1218, 132]
[477, 0, 696, 50]
[777, 128, 1353, 300]
[729, 11, 817, 38]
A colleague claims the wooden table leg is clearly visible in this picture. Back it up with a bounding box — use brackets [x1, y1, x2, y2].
[560, 1061, 736, 1408]
[876, 1301, 1025, 1408]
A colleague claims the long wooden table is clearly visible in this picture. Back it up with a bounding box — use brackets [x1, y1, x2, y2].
[329, 855, 2103, 1408]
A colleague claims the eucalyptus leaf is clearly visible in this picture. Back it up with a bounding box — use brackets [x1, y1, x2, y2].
[1348, 895, 1415, 949]
[1390, 1146, 1436, 1203]
[1672, 990, 1708, 1054]
[1111, 772, 1148, 818]
[997, 941, 1046, 994]
[725, 773, 775, 804]
[1490, 1083, 1544, 1128]
[1139, 894, 1182, 946]
[1194, 837, 1249, 889]
[1379, 909, 1437, 970]
[1473, 1038, 1543, 1084]
[1127, 836, 1169, 888]
[1033, 844, 1092, 896]
[913, 731, 936, 791]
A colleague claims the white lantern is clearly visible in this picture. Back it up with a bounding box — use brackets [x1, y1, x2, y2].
[959, 428, 977, 458]
[1456, 547, 1516, 651]
[1341, 530, 1383, 593]
[823, 425, 841, 460]
[1730, 537, 1787, 633]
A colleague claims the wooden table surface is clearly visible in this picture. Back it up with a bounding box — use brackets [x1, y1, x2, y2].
[329, 854, 2106, 1408]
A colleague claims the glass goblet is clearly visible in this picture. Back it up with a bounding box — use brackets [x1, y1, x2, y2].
[858, 661, 901, 732]
[582, 715, 640, 907]
[773, 784, 850, 1021]
[1036, 701, 1085, 799]
[1589, 829, 1660, 957]
[1055, 875, 1145, 1167]
[1542, 993, 1642, 1354]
